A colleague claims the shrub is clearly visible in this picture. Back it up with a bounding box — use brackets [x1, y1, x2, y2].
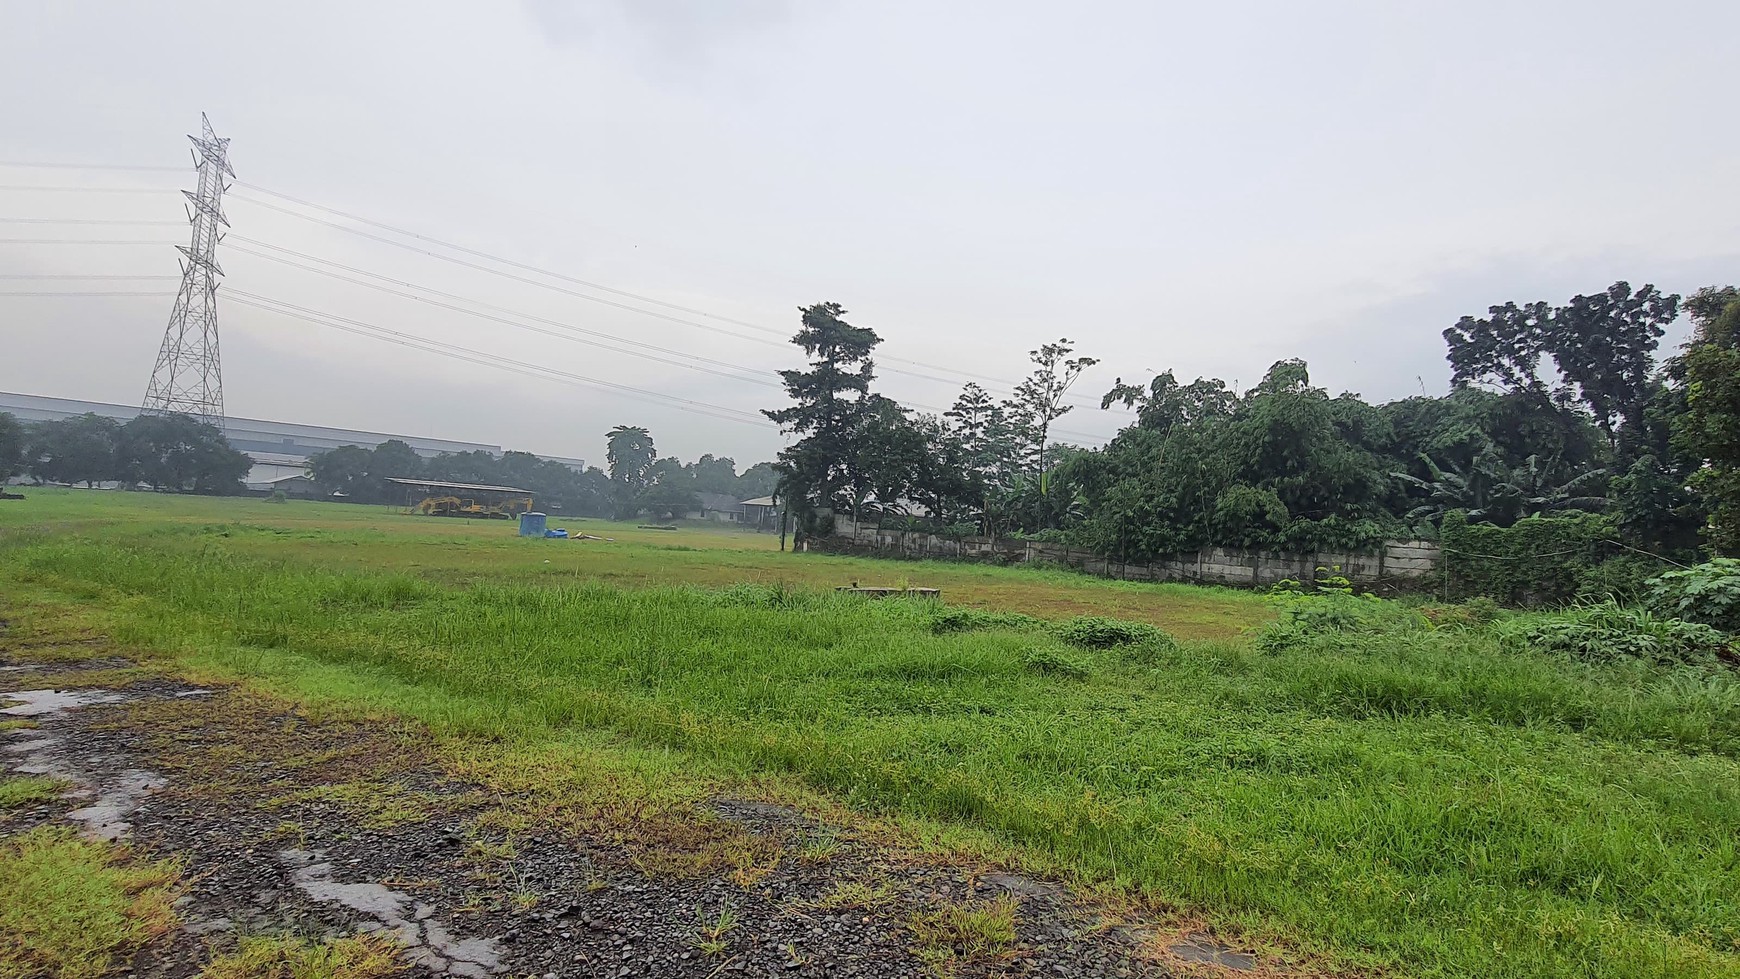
[1648, 559, 1740, 634]
[1054, 615, 1174, 650]
[1440, 512, 1620, 606]
[265, 490, 288, 504]
[1256, 591, 1428, 652]
[1021, 646, 1092, 678]
[1511, 601, 1732, 666]
[1419, 596, 1502, 630]
[1575, 554, 1667, 604]
[929, 607, 1040, 635]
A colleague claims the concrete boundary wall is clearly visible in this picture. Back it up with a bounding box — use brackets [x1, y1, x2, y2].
[826, 519, 1440, 588]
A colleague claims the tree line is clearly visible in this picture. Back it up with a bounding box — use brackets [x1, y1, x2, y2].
[308, 430, 777, 519]
[0, 411, 251, 494]
[764, 284, 1740, 563]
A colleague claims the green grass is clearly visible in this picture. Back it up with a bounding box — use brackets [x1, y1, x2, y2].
[0, 488, 1268, 640]
[0, 827, 182, 979]
[2, 490, 1738, 978]
[197, 933, 403, 979]
[0, 775, 66, 811]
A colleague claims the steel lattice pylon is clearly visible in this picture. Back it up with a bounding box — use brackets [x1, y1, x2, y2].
[142, 113, 234, 423]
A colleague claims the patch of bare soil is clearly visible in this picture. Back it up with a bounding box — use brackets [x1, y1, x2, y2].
[2, 644, 1267, 979]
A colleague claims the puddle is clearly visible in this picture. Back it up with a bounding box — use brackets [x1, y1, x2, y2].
[1, 688, 127, 716]
[1170, 937, 1258, 971]
[68, 769, 167, 840]
[981, 871, 1064, 900]
[281, 849, 502, 976]
[1, 687, 163, 839]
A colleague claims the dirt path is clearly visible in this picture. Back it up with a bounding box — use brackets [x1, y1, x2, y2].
[1, 640, 1258, 978]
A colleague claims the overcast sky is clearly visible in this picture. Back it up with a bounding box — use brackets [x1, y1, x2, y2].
[2, 1, 1735, 467]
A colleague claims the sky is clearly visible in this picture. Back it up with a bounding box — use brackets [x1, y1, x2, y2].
[1, 1, 1735, 468]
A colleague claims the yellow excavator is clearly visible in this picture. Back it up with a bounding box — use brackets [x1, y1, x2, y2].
[412, 494, 533, 519]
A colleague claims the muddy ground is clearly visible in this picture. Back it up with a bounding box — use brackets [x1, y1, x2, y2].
[2, 634, 1262, 978]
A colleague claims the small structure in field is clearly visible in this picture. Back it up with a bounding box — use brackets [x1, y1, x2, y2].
[836, 584, 941, 599]
[740, 496, 783, 533]
[388, 477, 534, 519]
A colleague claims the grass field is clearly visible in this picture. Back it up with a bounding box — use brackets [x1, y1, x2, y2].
[3, 488, 1738, 979]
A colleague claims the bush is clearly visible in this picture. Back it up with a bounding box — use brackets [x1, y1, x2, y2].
[1418, 596, 1502, 630]
[1021, 646, 1092, 678]
[1510, 601, 1732, 666]
[1256, 591, 1428, 653]
[1054, 615, 1174, 650]
[929, 607, 1040, 635]
[265, 490, 288, 504]
[1440, 512, 1619, 606]
[1574, 554, 1666, 604]
[1648, 559, 1740, 634]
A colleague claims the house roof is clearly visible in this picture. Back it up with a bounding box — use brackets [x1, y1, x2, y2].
[383, 477, 532, 495]
[697, 492, 745, 512]
[739, 496, 779, 507]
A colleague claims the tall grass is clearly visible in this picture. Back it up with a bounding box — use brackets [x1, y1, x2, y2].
[4, 529, 1739, 978]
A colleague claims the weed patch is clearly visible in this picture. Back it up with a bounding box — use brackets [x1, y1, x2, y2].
[198, 933, 405, 979]
[908, 894, 1019, 972]
[0, 827, 182, 979]
[0, 774, 67, 810]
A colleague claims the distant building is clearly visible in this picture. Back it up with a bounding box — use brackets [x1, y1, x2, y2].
[739, 496, 784, 532]
[693, 492, 746, 522]
[0, 390, 584, 489]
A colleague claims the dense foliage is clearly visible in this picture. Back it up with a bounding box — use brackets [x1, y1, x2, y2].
[3, 411, 250, 494]
[304, 430, 775, 520]
[762, 281, 1740, 584]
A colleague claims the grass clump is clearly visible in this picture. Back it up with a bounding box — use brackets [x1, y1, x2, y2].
[812, 879, 894, 911]
[0, 719, 40, 733]
[198, 933, 404, 979]
[1054, 615, 1173, 650]
[0, 827, 182, 979]
[929, 606, 1040, 635]
[1020, 646, 1091, 679]
[908, 894, 1019, 971]
[0, 774, 67, 810]
[1511, 601, 1733, 666]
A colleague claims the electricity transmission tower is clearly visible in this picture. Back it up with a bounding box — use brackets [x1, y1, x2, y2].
[142, 113, 234, 423]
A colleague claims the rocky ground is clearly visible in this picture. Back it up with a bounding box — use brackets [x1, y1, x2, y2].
[2, 634, 1266, 979]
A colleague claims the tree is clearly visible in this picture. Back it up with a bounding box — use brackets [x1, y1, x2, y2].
[369, 439, 424, 483]
[1006, 339, 1097, 474]
[310, 445, 377, 499]
[1443, 301, 1553, 395]
[0, 412, 24, 485]
[1444, 282, 1681, 451]
[1679, 292, 1740, 553]
[117, 414, 250, 494]
[27, 413, 121, 487]
[1547, 282, 1679, 449]
[763, 302, 882, 535]
[737, 461, 780, 499]
[1102, 370, 1236, 434]
[605, 425, 657, 517]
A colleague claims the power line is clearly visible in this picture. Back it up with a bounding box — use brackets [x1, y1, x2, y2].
[223, 236, 1112, 442]
[228, 184, 1103, 405]
[0, 185, 176, 194]
[0, 161, 183, 172]
[227, 291, 774, 428]
[0, 274, 179, 280]
[0, 218, 184, 226]
[0, 238, 173, 245]
[0, 166, 1108, 408]
[0, 291, 176, 297]
[0, 162, 1114, 435]
[224, 237, 783, 388]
